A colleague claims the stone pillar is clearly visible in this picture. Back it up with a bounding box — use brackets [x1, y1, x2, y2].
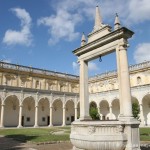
[79, 60, 91, 120]
[118, 43, 132, 118]
[139, 103, 144, 126]
[97, 106, 101, 120]
[75, 106, 78, 120]
[0, 102, 5, 128]
[116, 46, 123, 116]
[62, 106, 66, 126]
[109, 104, 113, 120]
[17, 105, 23, 128]
[34, 105, 39, 127]
[49, 104, 53, 127]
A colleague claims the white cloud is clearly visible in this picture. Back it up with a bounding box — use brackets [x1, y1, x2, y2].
[127, 0, 150, 24]
[37, 0, 150, 45]
[3, 8, 32, 46]
[37, 0, 98, 45]
[88, 62, 99, 71]
[72, 61, 99, 75]
[134, 43, 150, 63]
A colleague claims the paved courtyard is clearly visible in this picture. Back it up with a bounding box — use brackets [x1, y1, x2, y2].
[0, 136, 73, 150]
[0, 136, 150, 150]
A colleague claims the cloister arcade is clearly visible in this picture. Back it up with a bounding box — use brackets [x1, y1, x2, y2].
[0, 94, 79, 127]
[0, 91, 150, 127]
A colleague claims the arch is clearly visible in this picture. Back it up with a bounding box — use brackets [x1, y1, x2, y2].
[112, 98, 120, 120]
[22, 96, 35, 127]
[52, 97, 63, 105]
[65, 98, 75, 106]
[65, 100, 75, 124]
[38, 97, 50, 126]
[131, 96, 139, 104]
[4, 94, 20, 103]
[90, 101, 97, 108]
[142, 94, 150, 126]
[52, 99, 63, 125]
[4, 95, 19, 127]
[99, 100, 109, 120]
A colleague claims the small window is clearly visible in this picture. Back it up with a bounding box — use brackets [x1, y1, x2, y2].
[35, 80, 40, 88]
[26, 117, 30, 122]
[67, 117, 70, 121]
[137, 77, 141, 84]
[42, 117, 45, 122]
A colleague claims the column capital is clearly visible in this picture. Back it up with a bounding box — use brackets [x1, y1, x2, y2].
[35, 105, 39, 108]
[63, 106, 66, 109]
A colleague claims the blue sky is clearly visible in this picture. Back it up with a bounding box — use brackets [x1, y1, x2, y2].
[0, 0, 150, 76]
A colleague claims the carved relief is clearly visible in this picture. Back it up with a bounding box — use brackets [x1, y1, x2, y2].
[88, 126, 95, 134]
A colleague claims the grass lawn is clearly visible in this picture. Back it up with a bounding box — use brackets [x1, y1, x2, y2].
[0, 127, 71, 143]
[0, 127, 149, 143]
[140, 127, 150, 141]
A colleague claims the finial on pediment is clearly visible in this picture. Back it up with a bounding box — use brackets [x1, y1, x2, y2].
[114, 13, 121, 30]
[81, 32, 86, 46]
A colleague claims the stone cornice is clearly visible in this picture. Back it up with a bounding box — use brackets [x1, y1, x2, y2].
[73, 27, 134, 57]
[0, 85, 79, 97]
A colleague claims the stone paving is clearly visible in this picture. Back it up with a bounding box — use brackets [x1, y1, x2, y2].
[0, 136, 150, 150]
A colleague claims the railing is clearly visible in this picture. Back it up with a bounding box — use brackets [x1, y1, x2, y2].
[0, 61, 79, 80]
[90, 61, 150, 80]
[0, 60, 149, 81]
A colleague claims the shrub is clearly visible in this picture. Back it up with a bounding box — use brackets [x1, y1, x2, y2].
[89, 107, 99, 120]
[132, 102, 140, 119]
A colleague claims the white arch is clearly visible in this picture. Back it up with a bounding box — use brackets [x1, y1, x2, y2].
[4, 94, 20, 103]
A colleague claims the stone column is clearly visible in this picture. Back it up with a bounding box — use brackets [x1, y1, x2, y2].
[75, 106, 78, 120]
[118, 43, 132, 118]
[79, 60, 91, 120]
[109, 104, 113, 120]
[34, 105, 39, 127]
[17, 104, 23, 128]
[49, 104, 53, 127]
[62, 106, 66, 126]
[139, 103, 144, 126]
[116, 46, 123, 116]
[97, 106, 101, 120]
[0, 102, 5, 128]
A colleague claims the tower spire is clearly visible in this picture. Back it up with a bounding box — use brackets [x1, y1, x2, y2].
[93, 6, 102, 31]
[81, 32, 86, 46]
[114, 13, 121, 30]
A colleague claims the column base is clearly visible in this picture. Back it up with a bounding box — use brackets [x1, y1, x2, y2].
[48, 124, 53, 127]
[0, 126, 4, 128]
[62, 124, 66, 127]
[34, 125, 39, 128]
[17, 125, 23, 128]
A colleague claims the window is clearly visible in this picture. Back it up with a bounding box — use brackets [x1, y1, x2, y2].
[137, 76, 141, 85]
[26, 117, 30, 122]
[67, 117, 70, 121]
[35, 80, 40, 89]
[42, 117, 45, 122]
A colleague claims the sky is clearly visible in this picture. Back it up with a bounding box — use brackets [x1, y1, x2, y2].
[0, 0, 150, 77]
